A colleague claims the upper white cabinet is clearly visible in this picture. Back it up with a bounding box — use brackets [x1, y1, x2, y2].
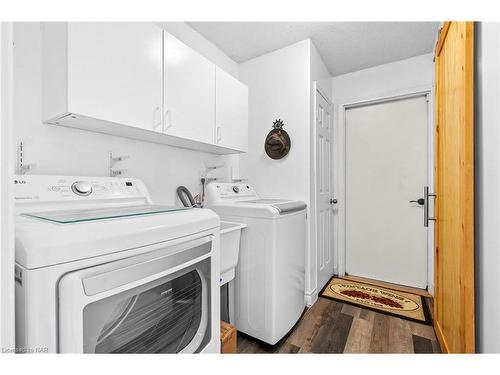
[43, 22, 163, 132]
[42, 22, 248, 154]
[215, 67, 249, 152]
[163, 31, 216, 144]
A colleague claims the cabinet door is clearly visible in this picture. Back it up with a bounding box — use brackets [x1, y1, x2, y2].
[215, 67, 248, 152]
[67, 23, 163, 132]
[163, 31, 216, 144]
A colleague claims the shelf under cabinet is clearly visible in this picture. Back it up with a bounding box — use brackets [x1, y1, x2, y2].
[45, 113, 245, 155]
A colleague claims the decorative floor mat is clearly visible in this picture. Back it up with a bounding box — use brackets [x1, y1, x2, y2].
[321, 277, 431, 324]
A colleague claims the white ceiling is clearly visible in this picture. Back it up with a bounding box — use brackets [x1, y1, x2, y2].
[187, 22, 440, 76]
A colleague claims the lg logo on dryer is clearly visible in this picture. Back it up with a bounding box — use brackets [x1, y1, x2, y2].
[13, 179, 36, 200]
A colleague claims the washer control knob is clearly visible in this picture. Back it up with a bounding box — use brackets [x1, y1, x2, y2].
[71, 181, 92, 196]
[232, 186, 239, 193]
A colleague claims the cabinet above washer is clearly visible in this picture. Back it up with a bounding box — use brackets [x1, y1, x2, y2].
[41, 22, 248, 155]
[215, 67, 249, 152]
[162, 31, 216, 145]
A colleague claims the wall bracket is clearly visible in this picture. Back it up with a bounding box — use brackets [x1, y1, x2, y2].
[17, 140, 36, 175]
[109, 152, 129, 177]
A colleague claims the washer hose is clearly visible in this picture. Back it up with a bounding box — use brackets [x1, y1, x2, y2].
[176, 186, 196, 208]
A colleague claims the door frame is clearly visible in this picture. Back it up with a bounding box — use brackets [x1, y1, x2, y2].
[336, 87, 435, 292]
[306, 81, 338, 306]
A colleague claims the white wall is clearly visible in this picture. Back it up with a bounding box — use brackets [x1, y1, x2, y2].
[475, 22, 500, 353]
[239, 39, 311, 204]
[156, 22, 239, 79]
[331, 53, 434, 103]
[12, 22, 239, 206]
[330, 53, 435, 292]
[310, 43, 332, 96]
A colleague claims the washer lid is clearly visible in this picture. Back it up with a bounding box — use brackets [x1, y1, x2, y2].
[240, 199, 307, 215]
[208, 199, 307, 219]
[15, 208, 219, 269]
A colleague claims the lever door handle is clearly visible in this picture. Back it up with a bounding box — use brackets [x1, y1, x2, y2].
[410, 198, 425, 205]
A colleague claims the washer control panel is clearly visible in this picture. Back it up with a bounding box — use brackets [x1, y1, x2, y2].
[205, 182, 257, 204]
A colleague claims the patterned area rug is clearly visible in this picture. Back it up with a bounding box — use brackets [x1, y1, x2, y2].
[321, 277, 431, 324]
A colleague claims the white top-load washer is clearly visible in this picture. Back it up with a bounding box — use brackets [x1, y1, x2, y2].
[205, 182, 307, 345]
[14, 175, 220, 353]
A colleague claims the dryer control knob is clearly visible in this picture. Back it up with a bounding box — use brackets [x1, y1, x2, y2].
[232, 186, 239, 193]
[72, 181, 92, 196]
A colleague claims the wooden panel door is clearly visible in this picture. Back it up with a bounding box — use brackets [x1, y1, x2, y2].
[434, 22, 475, 353]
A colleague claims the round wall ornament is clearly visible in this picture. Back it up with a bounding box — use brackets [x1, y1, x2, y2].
[265, 119, 291, 160]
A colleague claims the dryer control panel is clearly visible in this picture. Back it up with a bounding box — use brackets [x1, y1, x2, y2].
[205, 182, 258, 204]
[13, 175, 150, 205]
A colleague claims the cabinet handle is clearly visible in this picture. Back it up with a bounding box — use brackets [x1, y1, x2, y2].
[217, 126, 222, 143]
[164, 110, 173, 132]
[152, 107, 162, 131]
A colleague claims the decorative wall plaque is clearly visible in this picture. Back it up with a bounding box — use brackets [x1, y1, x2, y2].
[265, 119, 291, 160]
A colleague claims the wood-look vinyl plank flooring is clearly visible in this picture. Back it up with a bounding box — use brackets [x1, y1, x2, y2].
[236, 297, 441, 354]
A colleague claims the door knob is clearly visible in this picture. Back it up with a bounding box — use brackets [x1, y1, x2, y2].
[330, 198, 338, 204]
[409, 198, 425, 205]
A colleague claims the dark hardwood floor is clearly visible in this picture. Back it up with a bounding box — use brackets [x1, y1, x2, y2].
[237, 297, 441, 354]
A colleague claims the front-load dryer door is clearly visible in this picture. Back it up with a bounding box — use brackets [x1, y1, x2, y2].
[57, 236, 213, 353]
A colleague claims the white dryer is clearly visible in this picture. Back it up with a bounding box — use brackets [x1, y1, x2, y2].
[14, 175, 220, 353]
[205, 182, 306, 345]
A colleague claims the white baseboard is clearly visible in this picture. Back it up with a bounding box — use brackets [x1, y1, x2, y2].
[305, 289, 318, 307]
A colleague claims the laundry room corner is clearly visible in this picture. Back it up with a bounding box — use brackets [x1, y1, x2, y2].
[239, 39, 331, 307]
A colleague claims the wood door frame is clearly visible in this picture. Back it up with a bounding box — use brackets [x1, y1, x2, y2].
[433, 21, 475, 353]
[336, 88, 435, 292]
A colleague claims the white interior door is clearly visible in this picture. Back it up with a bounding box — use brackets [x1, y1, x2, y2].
[316, 90, 335, 291]
[345, 96, 428, 288]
